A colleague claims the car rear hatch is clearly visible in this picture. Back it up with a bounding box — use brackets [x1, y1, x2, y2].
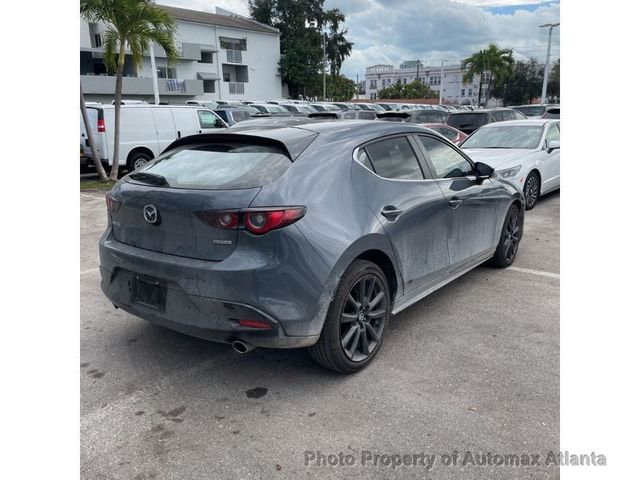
[446, 113, 487, 134]
[108, 131, 317, 262]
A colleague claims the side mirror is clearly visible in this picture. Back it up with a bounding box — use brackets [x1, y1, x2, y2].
[547, 140, 560, 152]
[474, 161, 494, 181]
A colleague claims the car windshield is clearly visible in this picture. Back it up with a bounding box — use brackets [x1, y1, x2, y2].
[129, 143, 291, 190]
[515, 105, 545, 117]
[462, 125, 544, 149]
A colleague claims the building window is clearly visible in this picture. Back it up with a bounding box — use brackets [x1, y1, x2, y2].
[403, 78, 407, 84]
[468, 88, 473, 96]
[219, 37, 247, 51]
[370, 79, 377, 89]
[203, 80, 216, 93]
[156, 67, 177, 79]
[199, 51, 214, 64]
[94, 33, 102, 48]
[461, 89, 465, 96]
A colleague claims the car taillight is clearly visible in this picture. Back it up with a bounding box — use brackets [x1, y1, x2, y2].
[105, 193, 121, 213]
[97, 118, 106, 133]
[195, 207, 306, 235]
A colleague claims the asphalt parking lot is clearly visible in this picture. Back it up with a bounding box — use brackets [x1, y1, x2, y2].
[80, 189, 560, 480]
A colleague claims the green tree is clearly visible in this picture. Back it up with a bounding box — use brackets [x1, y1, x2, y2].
[249, 0, 352, 99]
[377, 79, 436, 99]
[377, 80, 404, 99]
[326, 75, 357, 101]
[463, 43, 514, 107]
[323, 9, 353, 76]
[80, 0, 179, 180]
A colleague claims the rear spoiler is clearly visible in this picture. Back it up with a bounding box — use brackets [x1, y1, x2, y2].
[162, 131, 318, 162]
[376, 111, 411, 119]
[308, 112, 340, 119]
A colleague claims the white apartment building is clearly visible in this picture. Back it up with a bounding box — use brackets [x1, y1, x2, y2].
[80, 5, 283, 103]
[365, 60, 493, 105]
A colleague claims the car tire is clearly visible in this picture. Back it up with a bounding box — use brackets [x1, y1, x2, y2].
[309, 260, 390, 373]
[524, 172, 540, 210]
[127, 151, 152, 172]
[490, 203, 523, 268]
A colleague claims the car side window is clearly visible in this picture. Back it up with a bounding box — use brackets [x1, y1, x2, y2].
[198, 110, 222, 128]
[362, 137, 424, 180]
[437, 127, 458, 141]
[492, 111, 504, 121]
[545, 123, 560, 144]
[344, 111, 356, 119]
[419, 136, 473, 178]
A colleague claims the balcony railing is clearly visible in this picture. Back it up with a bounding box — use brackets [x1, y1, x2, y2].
[226, 49, 243, 63]
[228, 82, 245, 95]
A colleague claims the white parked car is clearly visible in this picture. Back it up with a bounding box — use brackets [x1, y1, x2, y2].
[81, 104, 227, 171]
[460, 119, 560, 209]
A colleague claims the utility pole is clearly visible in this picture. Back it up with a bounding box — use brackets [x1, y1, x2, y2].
[438, 60, 447, 104]
[149, 1, 160, 104]
[416, 60, 419, 81]
[322, 31, 326, 101]
[149, 43, 160, 104]
[539, 23, 559, 104]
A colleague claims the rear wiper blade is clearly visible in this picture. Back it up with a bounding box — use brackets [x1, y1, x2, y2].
[129, 172, 168, 186]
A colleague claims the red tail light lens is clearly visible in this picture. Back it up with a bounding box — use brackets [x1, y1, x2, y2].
[105, 193, 121, 213]
[97, 118, 106, 133]
[195, 207, 306, 235]
[244, 208, 305, 235]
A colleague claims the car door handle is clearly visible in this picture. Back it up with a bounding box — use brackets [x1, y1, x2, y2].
[449, 198, 464, 209]
[381, 206, 403, 221]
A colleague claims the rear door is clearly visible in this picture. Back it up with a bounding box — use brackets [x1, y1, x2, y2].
[81, 106, 108, 161]
[351, 135, 449, 293]
[416, 134, 499, 270]
[170, 108, 199, 138]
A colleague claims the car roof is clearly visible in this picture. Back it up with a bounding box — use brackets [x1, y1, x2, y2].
[481, 119, 558, 127]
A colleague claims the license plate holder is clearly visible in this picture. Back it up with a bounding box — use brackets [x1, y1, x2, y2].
[131, 275, 166, 310]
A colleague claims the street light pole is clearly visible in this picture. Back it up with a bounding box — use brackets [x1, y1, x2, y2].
[149, 43, 160, 105]
[539, 22, 559, 104]
[322, 31, 326, 101]
[438, 60, 447, 104]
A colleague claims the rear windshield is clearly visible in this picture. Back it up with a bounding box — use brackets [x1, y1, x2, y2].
[447, 113, 488, 129]
[128, 143, 291, 190]
[515, 105, 545, 117]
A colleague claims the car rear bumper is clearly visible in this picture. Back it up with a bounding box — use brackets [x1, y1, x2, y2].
[99, 228, 329, 348]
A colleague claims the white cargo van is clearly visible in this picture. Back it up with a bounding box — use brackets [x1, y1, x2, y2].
[81, 104, 227, 171]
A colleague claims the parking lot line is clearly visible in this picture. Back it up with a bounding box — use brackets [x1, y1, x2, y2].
[81, 267, 100, 276]
[509, 266, 560, 279]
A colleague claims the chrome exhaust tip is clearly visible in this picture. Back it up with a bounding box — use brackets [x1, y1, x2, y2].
[231, 340, 255, 354]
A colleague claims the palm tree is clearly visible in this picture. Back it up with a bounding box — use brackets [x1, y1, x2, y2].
[463, 43, 514, 107]
[80, 0, 179, 181]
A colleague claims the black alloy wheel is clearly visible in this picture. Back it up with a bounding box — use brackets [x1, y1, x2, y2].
[309, 260, 390, 373]
[524, 172, 540, 209]
[340, 274, 386, 362]
[502, 206, 522, 265]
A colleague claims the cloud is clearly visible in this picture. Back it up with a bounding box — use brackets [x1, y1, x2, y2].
[159, 0, 559, 80]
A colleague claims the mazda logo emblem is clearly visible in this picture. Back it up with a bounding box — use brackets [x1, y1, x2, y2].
[143, 204, 160, 225]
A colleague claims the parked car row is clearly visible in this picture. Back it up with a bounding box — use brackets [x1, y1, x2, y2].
[81, 101, 560, 172]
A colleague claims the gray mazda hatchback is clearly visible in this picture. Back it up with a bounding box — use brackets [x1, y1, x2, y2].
[100, 121, 524, 373]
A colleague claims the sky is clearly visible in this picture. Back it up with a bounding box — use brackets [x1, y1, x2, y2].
[158, 0, 560, 79]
